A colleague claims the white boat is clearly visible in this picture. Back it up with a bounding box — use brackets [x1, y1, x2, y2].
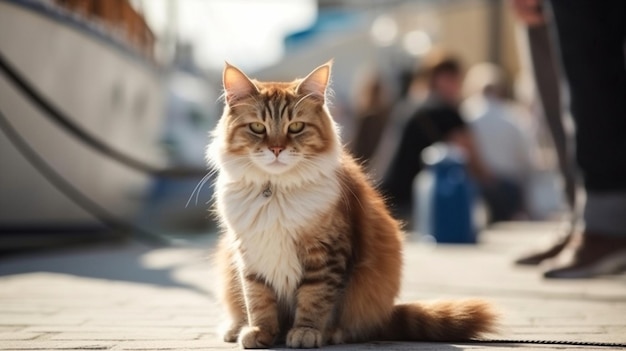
[0, 0, 167, 241]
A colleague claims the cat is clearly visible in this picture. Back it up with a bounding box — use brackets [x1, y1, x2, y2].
[207, 61, 497, 349]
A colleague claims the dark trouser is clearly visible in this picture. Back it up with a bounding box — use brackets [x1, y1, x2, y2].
[550, 0, 626, 235]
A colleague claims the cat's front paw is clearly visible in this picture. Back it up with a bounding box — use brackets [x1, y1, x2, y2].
[222, 322, 243, 343]
[238, 326, 277, 349]
[286, 327, 323, 348]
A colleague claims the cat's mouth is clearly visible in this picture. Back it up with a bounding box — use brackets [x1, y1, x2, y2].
[260, 159, 294, 174]
[268, 160, 288, 167]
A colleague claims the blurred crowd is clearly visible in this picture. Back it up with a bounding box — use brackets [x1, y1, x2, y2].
[348, 49, 546, 226]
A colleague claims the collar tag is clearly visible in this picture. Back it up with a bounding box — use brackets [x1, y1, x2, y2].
[262, 182, 272, 197]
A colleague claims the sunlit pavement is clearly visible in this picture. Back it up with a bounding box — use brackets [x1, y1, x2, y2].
[0, 222, 624, 350]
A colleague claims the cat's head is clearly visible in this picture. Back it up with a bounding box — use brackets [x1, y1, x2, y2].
[208, 61, 341, 183]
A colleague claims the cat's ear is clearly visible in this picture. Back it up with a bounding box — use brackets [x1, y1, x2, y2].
[296, 60, 332, 101]
[223, 62, 258, 105]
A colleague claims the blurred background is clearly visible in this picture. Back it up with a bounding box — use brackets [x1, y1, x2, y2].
[0, 0, 570, 250]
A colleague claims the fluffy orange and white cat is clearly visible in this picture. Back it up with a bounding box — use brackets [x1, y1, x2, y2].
[207, 61, 497, 348]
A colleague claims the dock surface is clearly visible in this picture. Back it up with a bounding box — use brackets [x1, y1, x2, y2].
[1, 222, 625, 350]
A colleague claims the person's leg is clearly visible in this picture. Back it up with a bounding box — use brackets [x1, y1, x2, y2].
[545, 0, 626, 278]
[551, 0, 626, 193]
[515, 24, 577, 265]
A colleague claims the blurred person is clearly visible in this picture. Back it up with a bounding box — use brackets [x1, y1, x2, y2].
[380, 50, 490, 219]
[368, 66, 429, 181]
[351, 71, 394, 164]
[514, 0, 626, 278]
[462, 63, 537, 222]
[513, 0, 578, 265]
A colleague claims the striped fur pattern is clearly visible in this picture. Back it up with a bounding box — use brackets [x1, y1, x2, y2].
[208, 62, 497, 348]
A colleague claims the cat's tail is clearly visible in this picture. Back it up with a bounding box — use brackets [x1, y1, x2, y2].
[379, 299, 498, 341]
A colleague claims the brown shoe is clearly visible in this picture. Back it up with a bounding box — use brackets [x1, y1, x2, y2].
[543, 231, 626, 279]
[515, 230, 573, 266]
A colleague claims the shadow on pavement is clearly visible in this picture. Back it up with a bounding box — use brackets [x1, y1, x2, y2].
[0, 240, 214, 297]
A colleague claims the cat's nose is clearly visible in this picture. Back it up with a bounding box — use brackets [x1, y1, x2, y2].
[269, 146, 284, 157]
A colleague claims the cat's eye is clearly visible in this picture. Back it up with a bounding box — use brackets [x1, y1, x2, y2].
[288, 122, 305, 134]
[249, 122, 266, 134]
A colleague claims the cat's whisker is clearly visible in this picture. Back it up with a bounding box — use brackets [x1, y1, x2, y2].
[188, 155, 255, 208]
[186, 172, 212, 208]
[194, 173, 215, 206]
[333, 180, 352, 213]
[342, 175, 365, 212]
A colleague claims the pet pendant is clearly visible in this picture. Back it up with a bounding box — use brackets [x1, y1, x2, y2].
[262, 182, 272, 197]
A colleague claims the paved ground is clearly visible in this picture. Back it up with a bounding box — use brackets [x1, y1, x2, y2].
[0, 221, 624, 350]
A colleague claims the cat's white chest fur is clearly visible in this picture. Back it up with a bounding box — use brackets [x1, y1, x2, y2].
[217, 176, 339, 299]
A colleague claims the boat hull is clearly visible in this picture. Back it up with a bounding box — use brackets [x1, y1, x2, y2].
[0, 0, 165, 230]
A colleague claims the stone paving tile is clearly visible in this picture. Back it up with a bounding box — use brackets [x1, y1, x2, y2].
[0, 327, 23, 333]
[49, 332, 204, 341]
[20, 326, 185, 333]
[0, 304, 60, 315]
[0, 333, 41, 340]
[1, 340, 116, 349]
[112, 340, 237, 350]
[0, 315, 87, 326]
[79, 317, 216, 328]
